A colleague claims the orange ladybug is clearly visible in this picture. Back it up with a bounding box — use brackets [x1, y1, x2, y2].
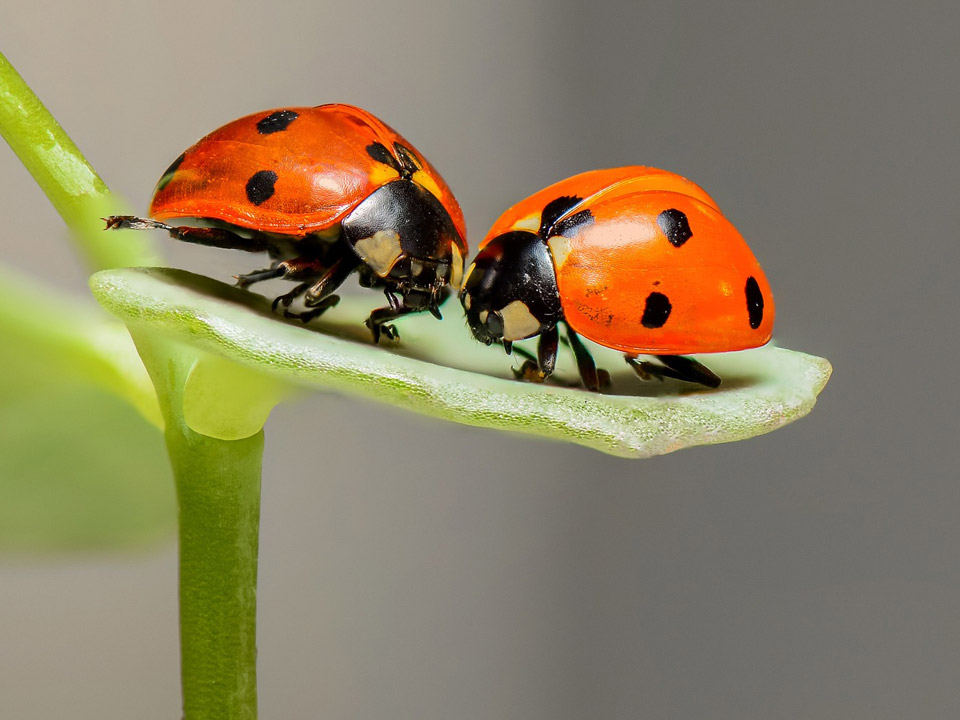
[106, 104, 466, 342]
[459, 167, 774, 389]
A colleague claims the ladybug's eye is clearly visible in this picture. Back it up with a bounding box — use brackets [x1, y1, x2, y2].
[484, 309, 504, 339]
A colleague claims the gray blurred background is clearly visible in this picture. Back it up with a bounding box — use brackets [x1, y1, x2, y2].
[2, 0, 959, 718]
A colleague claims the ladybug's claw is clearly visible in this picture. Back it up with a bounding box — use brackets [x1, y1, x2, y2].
[365, 317, 388, 344]
[513, 360, 547, 383]
[364, 318, 399, 344]
[364, 301, 419, 344]
[270, 280, 314, 311]
[281, 295, 340, 324]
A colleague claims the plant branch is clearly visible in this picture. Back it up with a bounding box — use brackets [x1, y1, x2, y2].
[0, 50, 160, 270]
[132, 332, 262, 720]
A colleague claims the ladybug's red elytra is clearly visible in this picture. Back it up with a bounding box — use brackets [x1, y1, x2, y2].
[459, 167, 775, 389]
[105, 104, 467, 342]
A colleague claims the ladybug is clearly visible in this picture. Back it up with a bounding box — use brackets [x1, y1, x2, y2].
[105, 104, 467, 342]
[459, 167, 774, 389]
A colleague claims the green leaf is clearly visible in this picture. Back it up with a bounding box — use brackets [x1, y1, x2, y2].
[0, 266, 160, 426]
[91, 267, 831, 458]
[0, 384, 175, 552]
[0, 265, 173, 552]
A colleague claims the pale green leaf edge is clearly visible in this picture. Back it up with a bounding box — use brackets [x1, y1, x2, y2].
[0, 264, 161, 426]
[91, 267, 831, 458]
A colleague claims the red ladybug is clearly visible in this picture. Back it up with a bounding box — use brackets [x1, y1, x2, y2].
[459, 167, 775, 389]
[106, 104, 467, 342]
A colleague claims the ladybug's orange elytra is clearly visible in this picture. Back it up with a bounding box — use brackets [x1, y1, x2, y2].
[106, 104, 467, 343]
[459, 167, 774, 389]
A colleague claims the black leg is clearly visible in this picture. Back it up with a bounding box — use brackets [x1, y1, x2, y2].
[280, 254, 358, 321]
[427, 286, 450, 320]
[236, 263, 285, 289]
[565, 325, 610, 391]
[303, 254, 359, 307]
[272, 281, 315, 311]
[625, 354, 721, 388]
[283, 295, 341, 323]
[365, 301, 419, 344]
[513, 326, 559, 383]
[239, 254, 352, 313]
[238, 258, 325, 310]
[384, 289, 402, 312]
[364, 285, 451, 343]
[657, 355, 721, 388]
[104, 215, 272, 253]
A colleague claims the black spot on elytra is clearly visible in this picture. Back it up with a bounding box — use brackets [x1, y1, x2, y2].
[657, 208, 692, 247]
[366, 142, 402, 174]
[553, 209, 595, 238]
[256, 110, 299, 134]
[641, 291, 672, 328]
[245, 170, 278, 205]
[156, 153, 185, 191]
[745, 276, 764, 329]
[539, 196, 587, 239]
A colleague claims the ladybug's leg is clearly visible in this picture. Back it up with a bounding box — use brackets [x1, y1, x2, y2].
[366, 288, 444, 343]
[104, 216, 271, 253]
[513, 326, 559, 383]
[364, 284, 445, 343]
[239, 255, 346, 309]
[236, 263, 286, 289]
[283, 254, 360, 324]
[625, 355, 721, 388]
[283, 294, 341, 323]
[303, 254, 359, 306]
[364, 292, 417, 343]
[426, 287, 450, 321]
[240, 257, 328, 309]
[272, 281, 316, 311]
[564, 325, 611, 392]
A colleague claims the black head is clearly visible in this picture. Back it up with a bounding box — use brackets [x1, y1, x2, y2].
[342, 178, 465, 305]
[459, 231, 563, 345]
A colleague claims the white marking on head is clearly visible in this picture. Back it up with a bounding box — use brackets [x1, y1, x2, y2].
[499, 300, 541, 341]
[479, 310, 488, 323]
[354, 229, 402, 277]
[463, 293, 472, 310]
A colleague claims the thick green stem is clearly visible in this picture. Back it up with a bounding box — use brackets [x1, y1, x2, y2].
[0, 50, 160, 270]
[133, 333, 262, 720]
[169, 418, 262, 720]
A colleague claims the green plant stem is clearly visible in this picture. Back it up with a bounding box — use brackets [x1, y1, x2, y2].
[133, 332, 262, 720]
[0, 50, 159, 270]
[171, 419, 262, 720]
[3, 49, 263, 718]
